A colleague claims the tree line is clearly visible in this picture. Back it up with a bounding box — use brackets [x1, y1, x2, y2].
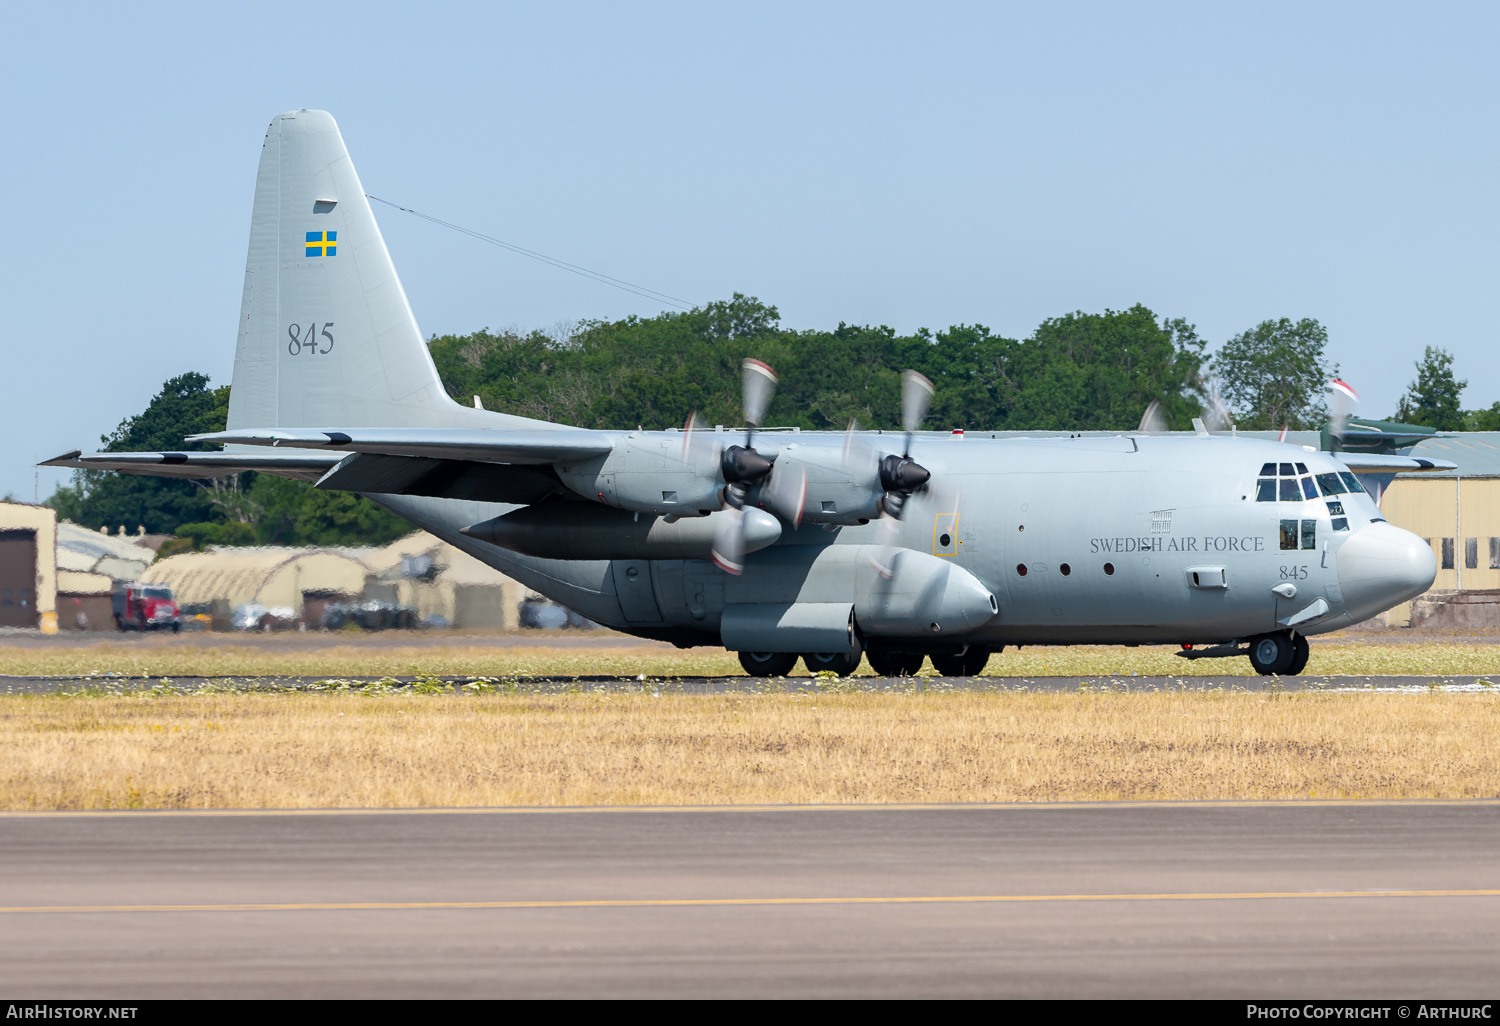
[47, 295, 1495, 544]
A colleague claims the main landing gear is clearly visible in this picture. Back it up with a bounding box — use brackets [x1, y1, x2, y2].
[1246, 631, 1310, 676]
[735, 650, 864, 677]
[866, 648, 925, 677]
[929, 646, 992, 678]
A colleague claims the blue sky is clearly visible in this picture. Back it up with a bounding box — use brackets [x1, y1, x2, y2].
[3, 1, 1496, 499]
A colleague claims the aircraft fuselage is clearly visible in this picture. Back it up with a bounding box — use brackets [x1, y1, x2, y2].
[372, 432, 1436, 651]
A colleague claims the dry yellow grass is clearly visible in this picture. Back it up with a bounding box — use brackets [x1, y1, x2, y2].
[2, 640, 1498, 679]
[3, 691, 1497, 809]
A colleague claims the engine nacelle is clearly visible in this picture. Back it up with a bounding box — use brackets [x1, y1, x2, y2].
[754, 443, 883, 525]
[555, 436, 722, 517]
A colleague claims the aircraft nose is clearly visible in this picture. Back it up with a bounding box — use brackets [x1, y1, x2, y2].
[1336, 521, 1436, 622]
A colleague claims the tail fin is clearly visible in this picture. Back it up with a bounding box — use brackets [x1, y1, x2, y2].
[228, 110, 466, 431]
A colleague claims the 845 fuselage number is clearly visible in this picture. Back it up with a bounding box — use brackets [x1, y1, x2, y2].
[1279, 565, 1310, 580]
[288, 322, 334, 355]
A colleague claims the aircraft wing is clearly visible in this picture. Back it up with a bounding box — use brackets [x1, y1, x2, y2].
[40, 449, 343, 482]
[1333, 452, 1457, 473]
[190, 428, 615, 465]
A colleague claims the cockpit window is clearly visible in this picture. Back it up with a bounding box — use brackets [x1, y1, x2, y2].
[1316, 472, 1346, 495]
[1258, 462, 1349, 502]
[1340, 471, 1366, 494]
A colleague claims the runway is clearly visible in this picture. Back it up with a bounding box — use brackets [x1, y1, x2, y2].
[3, 801, 1499, 998]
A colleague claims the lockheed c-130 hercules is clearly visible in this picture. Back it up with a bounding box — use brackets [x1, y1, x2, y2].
[45, 110, 1449, 677]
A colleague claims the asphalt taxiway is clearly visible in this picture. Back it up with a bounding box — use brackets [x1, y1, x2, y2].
[3, 673, 1497, 694]
[3, 801, 1498, 998]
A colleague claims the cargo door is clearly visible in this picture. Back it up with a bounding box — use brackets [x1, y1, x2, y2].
[611, 559, 663, 624]
[0, 530, 38, 629]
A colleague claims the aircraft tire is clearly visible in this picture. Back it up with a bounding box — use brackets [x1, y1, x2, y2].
[866, 648, 923, 677]
[930, 646, 991, 677]
[803, 650, 861, 677]
[1248, 632, 1296, 675]
[737, 651, 799, 677]
[1285, 633, 1310, 676]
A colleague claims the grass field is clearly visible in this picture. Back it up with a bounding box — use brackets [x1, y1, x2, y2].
[2, 639, 1500, 679]
[2, 689, 1498, 809]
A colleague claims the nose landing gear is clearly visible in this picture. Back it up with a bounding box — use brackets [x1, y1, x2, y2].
[1247, 631, 1309, 676]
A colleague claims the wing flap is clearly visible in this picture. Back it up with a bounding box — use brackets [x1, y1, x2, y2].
[190, 427, 614, 465]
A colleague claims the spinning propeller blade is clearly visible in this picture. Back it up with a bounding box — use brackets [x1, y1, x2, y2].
[901, 370, 934, 457]
[713, 359, 783, 571]
[1329, 378, 1359, 443]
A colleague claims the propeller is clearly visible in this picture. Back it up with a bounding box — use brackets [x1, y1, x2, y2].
[1136, 398, 1167, 434]
[878, 370, 934, 520]
[679, 409, 719, 480]
[711, 358, 782, 573]
[868, 371, 939, 577]
[1329, 378, 1358, 447]
[1203, 382, 1234, 433]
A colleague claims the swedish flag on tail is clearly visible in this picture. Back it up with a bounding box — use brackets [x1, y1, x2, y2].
[305, 230, 336, 257]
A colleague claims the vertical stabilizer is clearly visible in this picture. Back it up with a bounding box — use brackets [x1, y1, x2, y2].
[228, 110, 532, 432]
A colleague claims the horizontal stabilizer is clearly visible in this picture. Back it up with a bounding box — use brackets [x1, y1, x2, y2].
[1333, 452, 1457, 473]
[191, 428, 614, 465]
[39, 449, 341, 482]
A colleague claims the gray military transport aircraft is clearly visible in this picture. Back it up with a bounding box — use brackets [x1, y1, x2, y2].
[44, 110, 1449, 677]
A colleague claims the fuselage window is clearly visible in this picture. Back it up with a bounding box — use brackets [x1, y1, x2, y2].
[1259, 463, 1277, 476]
[1340, 471, 1366, 493]
[1295, 462, 1309, 475]
[1279, 479, 1301, 502]
[1256, 479, 1277, 501]
[1280, 519, 1299, 550]
[1300, 477, 1318, 500]
[1315, 472, 1346, 495]
[1326, 500, 1344, 516]
[1301, 519, 1316, 550]
[1332, 517, 1349, 532]
[1278, 463, 1296, 476]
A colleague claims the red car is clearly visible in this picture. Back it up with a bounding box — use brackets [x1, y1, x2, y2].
[112, 583, 181, 632]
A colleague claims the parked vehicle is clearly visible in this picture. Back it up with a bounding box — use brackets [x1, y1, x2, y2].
[112, 583, 181, 632]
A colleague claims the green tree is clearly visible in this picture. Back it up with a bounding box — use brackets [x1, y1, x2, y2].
[1395, 346, 1467, 430]
[427, 297, 1206, 433]
[1466, 402, 1500, 431]
[1211, 318, 1333, 430]
[49, 373, 229, 533]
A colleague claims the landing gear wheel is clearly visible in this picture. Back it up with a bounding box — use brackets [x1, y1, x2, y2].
[1285, 633, 1310, 676]
[803, 650, 862, 677]
[738, 651, 799, 677]
[866, 649, 925, 677]
[929, 646, 991, 677]
[1248, 632, 1296, 675]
